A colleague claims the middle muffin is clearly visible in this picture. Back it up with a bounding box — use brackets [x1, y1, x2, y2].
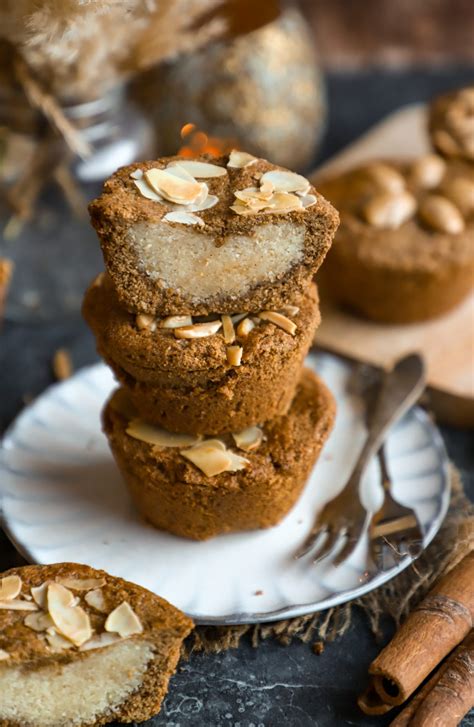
[83, 274, 320, 435]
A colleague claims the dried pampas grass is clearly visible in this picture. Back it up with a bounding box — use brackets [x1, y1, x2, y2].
[0, 0, 226, 97]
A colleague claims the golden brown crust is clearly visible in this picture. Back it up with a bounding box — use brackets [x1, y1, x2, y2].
[88, 154, 339, 315]
[83, 275, 321, 434]
[317, 159, 474, 323]
[0, 562, 193, 726]
[429, 86, 474, 162]
[102, 368, 336, 540]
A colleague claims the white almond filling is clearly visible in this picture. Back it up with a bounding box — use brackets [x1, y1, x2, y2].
[0, 640, 154, 727]
[128, 221, 305, 301]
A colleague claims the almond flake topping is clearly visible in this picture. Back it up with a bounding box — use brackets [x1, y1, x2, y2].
[0, 649, 10, 660]
[45, 631, 74, 652]
[31, 582, 51, 609]
[159, 315, 193, 329]
[57, 577, 106, 591]
[136, 313, 157, 332]
[221, 315, 235, 344]
[167, 160, 227, 178]
[0, 599, 38, 611]
[174, 320, 222, 339]
[47, 583, 92, 647]
[79, 632, 124, 651]
[260, 170, 311, 195]
[0, 575, 22, 601]
[105, 601, 143, 638]
[144, 168, 204, 205]
[85, 588, 107, 613]
[258, 311, 297, 335]
[163, 211, 204, 226]
[226, 345, 243, 366]
[24, 611, 54, 632]
[232, 426, 264, 452]
[133, 178, 162, 202]
[181, 440, 248, 477]
[279, 305, 300, 316]
[227, 150, 258, 168]
[126, 419, 201, 448]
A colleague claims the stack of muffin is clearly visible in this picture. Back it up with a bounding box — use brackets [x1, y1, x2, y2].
[84, 151, 339, 540]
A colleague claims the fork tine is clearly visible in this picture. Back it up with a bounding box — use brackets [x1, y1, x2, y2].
[371, 538, 403, 571]
[333, 533, 360, 568]
[313, 529, 340, 564]
[294, 524, 327, 560]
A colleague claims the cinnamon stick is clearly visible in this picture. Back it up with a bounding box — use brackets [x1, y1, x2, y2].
[388, 662, 450, 725]
[370, 552, 474, 706]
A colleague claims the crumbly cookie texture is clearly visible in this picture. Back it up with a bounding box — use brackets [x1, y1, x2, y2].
[429, 86, 474, 162]
[102, 368, 336, 540]
[317, 157, 474, 323]
[83, 275, 320, 434]
[88, 153, 339, 316]
[0, 563, 192, 727]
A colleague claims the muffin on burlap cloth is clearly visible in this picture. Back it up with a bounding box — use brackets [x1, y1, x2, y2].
[102, 368, 335, 540]
[317, 156, 474, 323]
[0, 562, 192, 726]
[83, 273, 321, 435]
[88, 152, 339, 316]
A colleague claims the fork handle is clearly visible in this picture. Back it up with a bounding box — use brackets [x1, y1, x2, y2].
[350, 354, 426, 486]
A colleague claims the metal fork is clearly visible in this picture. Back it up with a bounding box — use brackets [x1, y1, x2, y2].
[295, 354, 426, 567]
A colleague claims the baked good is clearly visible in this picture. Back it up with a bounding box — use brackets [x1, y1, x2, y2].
[83, 273, 321, 435]
[102, 367, 335, 540]
[88, 152, 339, 316]
[429, 86, 474, 162]
[317, 157, 474, 323]
[0, 562, 192, 727]
[0, 259, 12, 322]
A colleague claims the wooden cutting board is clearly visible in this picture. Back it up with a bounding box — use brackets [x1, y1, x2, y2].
[310, 104, 474, 427]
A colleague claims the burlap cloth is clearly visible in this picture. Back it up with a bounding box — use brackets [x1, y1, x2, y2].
[186, 464, 474, 655]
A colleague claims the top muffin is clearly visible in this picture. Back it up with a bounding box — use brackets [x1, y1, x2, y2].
[89, 151, 339, 316]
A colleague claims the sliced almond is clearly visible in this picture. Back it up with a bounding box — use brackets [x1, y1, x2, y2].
[163, 211, 205, 226]
[419, 195, 465, 234]
[136, 313, 157, 332]
[47, 583, 92, 647]
[79, 632, 124, 651]
[231, 313, 247, 325]
[181, 440, 247, 477]
[226, 345, 243, 366]
[105, 601, 143, 638]
[235, 187, 272, 207]
[279, 305, 300, 316]
[126, 419, 201, 448]
[133, 178, 163, 203]
[258, 311, 297, 335]
[130, 169, 144, 180]
[57, 577, 106, 592]
[300, 193, 317, 208]
[410, 154, 446, 189]
[0, 600, 38, 611]
[433, 129, 462, 157]
[85, 588, 107, 613]
[232, 426, 263, 452]
[45, 631, 74, 652]
[189, 193, 218, 212]
[227, 450, 251, 471]
[442, 177, 474, 216]
[0, 575, 22, 601]
[168, 160, 227, 178]
[24, 611, 54, 632]
[365, 163, 406, 193]
[227, 150, 258, 168]
[221, 315, 235, 344]
[144, 169, 203, 205]
[31, 582, 51, 609]
[260, 170, 310, 195]
[0, 649, 10, 660]
[363, 191, 417, 229]
[236, 317, 255, 338]
[159, 315, 193, 329]
[174, 320, 222, 339]
[264, 191, 304, 213]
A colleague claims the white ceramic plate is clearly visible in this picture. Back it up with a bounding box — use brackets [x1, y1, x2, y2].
[0, 352, 449, 624]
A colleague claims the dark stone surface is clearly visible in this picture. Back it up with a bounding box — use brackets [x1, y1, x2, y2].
[1, 68, 473, 726]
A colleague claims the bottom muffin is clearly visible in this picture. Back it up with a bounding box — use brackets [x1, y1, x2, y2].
[0, 562, 193, 727]
[103, 368, 335, 541]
